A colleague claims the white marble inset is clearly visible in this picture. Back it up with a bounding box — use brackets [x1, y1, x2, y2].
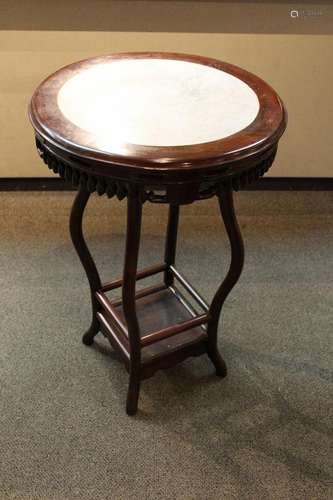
[57, 58, 260, 148]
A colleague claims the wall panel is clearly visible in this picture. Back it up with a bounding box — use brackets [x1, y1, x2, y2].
[0, 30, 332, 177]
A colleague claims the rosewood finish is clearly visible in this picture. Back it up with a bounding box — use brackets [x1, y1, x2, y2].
[29, 52, 287, 415]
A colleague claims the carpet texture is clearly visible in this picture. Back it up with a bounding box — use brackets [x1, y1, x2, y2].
[0, 191, 332, 499]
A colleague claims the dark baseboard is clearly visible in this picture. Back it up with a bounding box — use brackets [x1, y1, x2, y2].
[244, 177, 333, 191]
[0, 177, 333, 192]
[0, 177, 76, 191]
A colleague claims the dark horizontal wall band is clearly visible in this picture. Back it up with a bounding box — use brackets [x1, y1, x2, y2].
[1, 1, 332, 34]
[244, 177, 333, 191]
[0, 178, 75, 191]
[1, 177, 333, 192]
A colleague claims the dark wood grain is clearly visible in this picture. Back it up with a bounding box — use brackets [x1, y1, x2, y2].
[30, 52, 287, 415]
[164, 205, 179, 286]
[122, 190, 143, 415]
[69, 184, 101, 346]
[29, 52, 287, 174]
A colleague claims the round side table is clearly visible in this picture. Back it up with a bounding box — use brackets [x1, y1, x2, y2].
[29, 52, 287, 415]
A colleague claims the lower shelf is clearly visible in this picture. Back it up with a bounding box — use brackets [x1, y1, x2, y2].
[98, 286, 208, 377]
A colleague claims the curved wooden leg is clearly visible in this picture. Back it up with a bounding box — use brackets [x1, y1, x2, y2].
[122, 191, 143, 415]
[207, 189, 245, 377]
[69, 184, 102, 346]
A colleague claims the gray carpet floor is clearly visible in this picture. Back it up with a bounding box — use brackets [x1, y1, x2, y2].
[0, 191, 332, 500]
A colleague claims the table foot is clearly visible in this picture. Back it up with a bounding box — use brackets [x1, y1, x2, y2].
[207, 347, 227, 377]
[82, 317, 100, 345]
[126, 372, 141, 415]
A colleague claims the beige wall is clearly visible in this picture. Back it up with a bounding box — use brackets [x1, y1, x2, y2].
[0, 30, 332, 177]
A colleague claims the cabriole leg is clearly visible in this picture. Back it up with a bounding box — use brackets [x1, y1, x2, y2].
[69, 184, 102, 346]
[207, 189, 245, 377]
[122, 191, 143, 415]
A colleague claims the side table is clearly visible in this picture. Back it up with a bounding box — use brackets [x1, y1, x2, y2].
[29, 52, 287, 415]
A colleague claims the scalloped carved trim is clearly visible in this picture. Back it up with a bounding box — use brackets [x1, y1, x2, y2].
[35, 137, 276, 203]
[230, 150, 276, 191]
[36, 138, 130, 200]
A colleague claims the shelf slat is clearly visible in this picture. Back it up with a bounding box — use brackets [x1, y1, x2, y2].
[169, 265, 209, 311]
[97, 312, 130, 362]
[96, 291, 128, 336]
[101, 263, 167, 292]
[110, 283, 167, 308]
[140, 313, 208, 347]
